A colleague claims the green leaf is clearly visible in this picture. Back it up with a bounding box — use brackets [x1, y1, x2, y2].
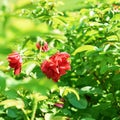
[86, 30, 98, 36]
[6, 108, 18, 118]
[52, 116, 68, 120]
[100, 62, 108, 74]
[72, 45, 97, 55]
[4, 89, 19, 99]
[61, 108, 71, 116]
[88, 22, 102, 27]
[107, 35, 118, 41]
[31, 93, 48, 102]
[0, 99, 24, 109]
[67, 93, 87, 109]
[0, 71, 6, 92]
[44, 113, 68, 120]
[81, 118, 95, 120]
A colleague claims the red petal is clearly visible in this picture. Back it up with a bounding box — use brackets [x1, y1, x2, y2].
[14, 67, 21, 75]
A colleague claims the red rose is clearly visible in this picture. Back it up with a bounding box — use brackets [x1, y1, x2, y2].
[7, 52, 22, 75]
[50, 52, 71, 75]
[36, 42, 48, 52]
[41, 52, 70, 82]
[41, 60, 61, 81]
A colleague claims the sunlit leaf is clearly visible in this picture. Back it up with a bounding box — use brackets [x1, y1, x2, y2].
[31, 93, 48, 102]
[44, 113, 53, 120]
[86, 30, 98, 36]
[16, 0, 32, 8]
[0, 99, 24, 109]
[107, 35, 119, 41]
[44, 113, 68, 120]
[72, 45, 98, 55]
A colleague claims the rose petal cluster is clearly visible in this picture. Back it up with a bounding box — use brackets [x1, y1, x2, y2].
[41, 52, 70, 82]
[36, 42, 48, 52]
[7, 52, 22, 75]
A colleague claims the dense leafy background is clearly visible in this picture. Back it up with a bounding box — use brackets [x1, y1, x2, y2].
[0, 0, 120, 120]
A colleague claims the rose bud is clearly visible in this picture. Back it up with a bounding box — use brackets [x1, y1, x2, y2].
[54, 102, 64, 108]
[36, 42, 48, 52]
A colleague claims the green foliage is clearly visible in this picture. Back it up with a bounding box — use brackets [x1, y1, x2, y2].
[0, 0, 120, 119]
[0, 72, 6, 92]
[67, 93, 88, 109]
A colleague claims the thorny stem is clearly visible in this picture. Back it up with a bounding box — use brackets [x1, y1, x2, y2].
[31, 96, 38, 120]
[22, 108, 30, 120]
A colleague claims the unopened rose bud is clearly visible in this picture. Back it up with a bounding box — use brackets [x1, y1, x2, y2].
[36, 42, 49, 52]
[54, 102, 64, 108]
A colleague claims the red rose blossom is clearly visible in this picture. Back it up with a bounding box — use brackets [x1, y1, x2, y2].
[41, 52, 70, 82]
[7, 52, 22, 75]
[36, 42, 48, 52]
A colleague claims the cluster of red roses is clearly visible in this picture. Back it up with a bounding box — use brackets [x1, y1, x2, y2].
[7, 42, 70, 82]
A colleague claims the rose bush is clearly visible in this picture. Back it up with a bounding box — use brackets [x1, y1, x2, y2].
[0, 0, 120, 120]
